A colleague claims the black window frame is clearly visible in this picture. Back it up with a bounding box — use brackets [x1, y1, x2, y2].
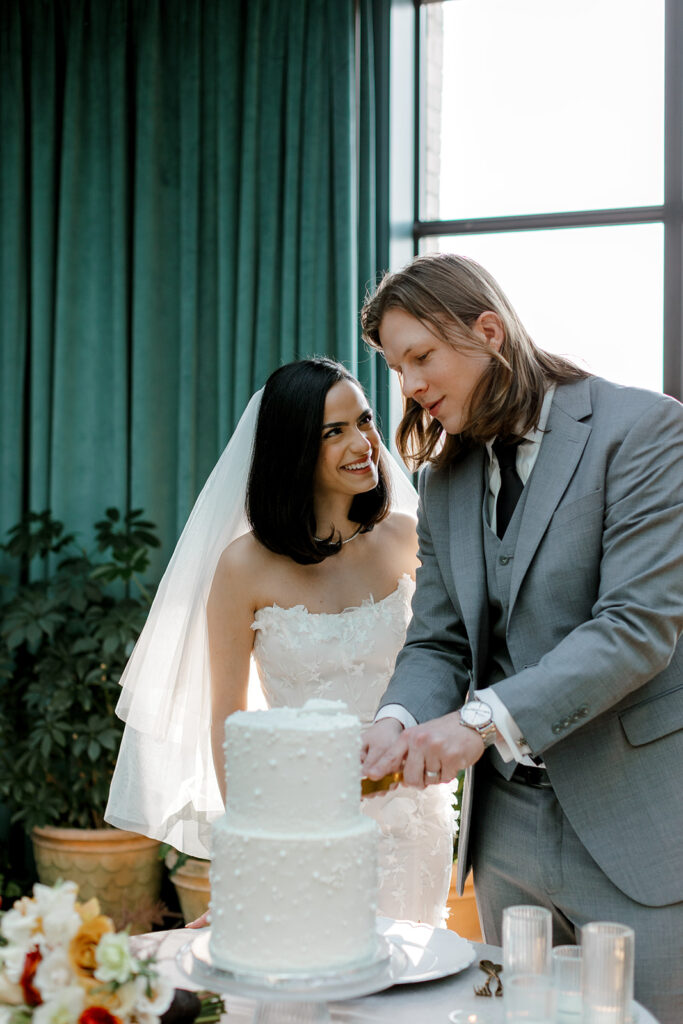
[391, 0, 683, 401]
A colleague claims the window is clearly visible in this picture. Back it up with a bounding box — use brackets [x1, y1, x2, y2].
[389, 0, 682, 398]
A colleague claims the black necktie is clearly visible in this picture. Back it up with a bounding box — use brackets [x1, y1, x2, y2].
[493, 439, 524, 539]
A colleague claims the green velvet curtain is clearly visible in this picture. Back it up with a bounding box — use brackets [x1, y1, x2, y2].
[0, 0, 390, 573]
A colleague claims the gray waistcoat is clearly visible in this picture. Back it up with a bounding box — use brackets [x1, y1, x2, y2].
[482, 481, 531, 777]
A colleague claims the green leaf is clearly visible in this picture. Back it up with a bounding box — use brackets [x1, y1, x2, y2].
[4, 629, 25, 651]
[26, 623, 42, 647]
[51, 728, 67, 748]
[101, 634, 120, 656]
[137, 532, 161, 548]
[71, 637, 99, 654]
[98, 732, 118, 751]
[87, 740, 101, 762]
[90, 564, 116, 581]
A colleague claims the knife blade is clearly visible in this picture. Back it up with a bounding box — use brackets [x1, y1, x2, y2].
[361, 771, 403, 796]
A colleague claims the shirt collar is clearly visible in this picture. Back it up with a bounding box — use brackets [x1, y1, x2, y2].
[486, 385, 556, 464]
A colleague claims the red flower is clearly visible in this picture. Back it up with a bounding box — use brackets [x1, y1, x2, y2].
[20, 946, 43, 1006]
[79, 1009, 122, 1024]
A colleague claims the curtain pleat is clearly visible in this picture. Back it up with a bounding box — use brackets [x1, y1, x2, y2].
[0, 2, 28, 537]
[357, 0, 391, 433]
[50, 0, 131, 543]
[0, 0, 390, 574]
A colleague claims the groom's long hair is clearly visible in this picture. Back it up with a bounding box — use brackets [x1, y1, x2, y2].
[361, 253, 588, 470]
[247, 358, 391, 565]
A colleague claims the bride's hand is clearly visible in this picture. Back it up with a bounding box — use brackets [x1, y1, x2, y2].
[361, 718, 406, 780]
[186, 909, 211, 929]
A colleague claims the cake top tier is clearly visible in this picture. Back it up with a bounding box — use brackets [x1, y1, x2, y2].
[223, 699, 363, 834]
[227, 698, 356, 731]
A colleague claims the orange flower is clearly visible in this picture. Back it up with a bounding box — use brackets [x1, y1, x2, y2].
[79, 1007, 122, 1024]
[76, 897, 102, 923]
[19, 947, 42, 1006]
[83, 980, 137, 1015]
[69, 916, 115, 978]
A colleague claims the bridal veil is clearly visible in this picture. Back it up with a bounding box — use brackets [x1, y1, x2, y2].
[105, 388, 417, 857]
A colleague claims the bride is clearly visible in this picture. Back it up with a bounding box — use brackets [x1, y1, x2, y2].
[106, 358, 454, 925]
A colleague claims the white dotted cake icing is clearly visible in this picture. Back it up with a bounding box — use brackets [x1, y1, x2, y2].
[209, 699, 380, 974]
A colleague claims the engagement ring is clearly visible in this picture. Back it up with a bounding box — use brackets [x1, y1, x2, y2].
[424, 769, 441, 780]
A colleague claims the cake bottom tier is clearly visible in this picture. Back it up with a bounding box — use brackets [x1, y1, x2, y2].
[209, 817, 379, 974]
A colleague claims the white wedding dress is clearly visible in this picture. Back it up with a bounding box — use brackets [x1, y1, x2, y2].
[251, 573, 455, 927]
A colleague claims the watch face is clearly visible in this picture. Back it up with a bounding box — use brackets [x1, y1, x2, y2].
[461, 699, 492, 728]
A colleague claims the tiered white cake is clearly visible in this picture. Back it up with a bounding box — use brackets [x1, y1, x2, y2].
[209, 699, 380, 974]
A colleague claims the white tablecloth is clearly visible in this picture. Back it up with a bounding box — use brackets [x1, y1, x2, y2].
[132, 928, 659, 1024]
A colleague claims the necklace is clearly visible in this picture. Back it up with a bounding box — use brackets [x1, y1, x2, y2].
[314, 524, 363, 545]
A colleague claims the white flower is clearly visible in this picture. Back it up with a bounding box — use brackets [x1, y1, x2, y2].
[35, 946, 77, 1000]
[108, 979, 139, 1016]
[32, 986, 85, 1024]
[136, 1013, 164, 1024]
[0, 970, 24, 1005]
[0, 898, 40, 948]
[0, 1007, 15, 1024]
[94, 931, 134, 984]
[33, 880, 78, 905]
[0, 943, 32, 984]
[134, 973, 175, 1018]
[33, 881, 81, 949]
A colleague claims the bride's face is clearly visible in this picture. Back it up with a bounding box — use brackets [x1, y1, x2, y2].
[314, 380, 381, 501]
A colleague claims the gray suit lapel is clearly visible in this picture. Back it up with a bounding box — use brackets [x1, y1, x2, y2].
[448, 446, 489, 677]
[509, 379, 592, 614]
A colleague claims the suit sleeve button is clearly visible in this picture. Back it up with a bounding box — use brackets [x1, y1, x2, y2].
[552, 723, 562, 734]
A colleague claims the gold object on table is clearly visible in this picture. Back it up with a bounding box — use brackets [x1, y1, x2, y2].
[361, 771, 403, 796]
[474, 960, 504, 998]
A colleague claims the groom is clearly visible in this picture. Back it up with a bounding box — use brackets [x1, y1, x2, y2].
[360, 254, 683, 1024]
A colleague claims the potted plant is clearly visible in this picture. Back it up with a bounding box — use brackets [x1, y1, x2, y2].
[162, 846, 211, 925]
[0, 508, 165, 931]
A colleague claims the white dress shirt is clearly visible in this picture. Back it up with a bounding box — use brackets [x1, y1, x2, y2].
[378, 388, 556, 767]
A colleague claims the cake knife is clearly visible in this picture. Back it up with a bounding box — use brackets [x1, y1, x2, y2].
[361, 771, 403, 796]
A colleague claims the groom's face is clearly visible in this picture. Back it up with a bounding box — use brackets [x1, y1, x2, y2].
[379, 308, 498, 436]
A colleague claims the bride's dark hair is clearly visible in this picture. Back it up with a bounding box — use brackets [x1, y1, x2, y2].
[247, 358, 391, 565]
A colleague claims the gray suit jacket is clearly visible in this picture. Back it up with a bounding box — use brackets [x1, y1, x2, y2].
[380, 376, 683, 907]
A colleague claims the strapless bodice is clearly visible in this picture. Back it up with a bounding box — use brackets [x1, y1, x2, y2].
[251, 574, 414, 726]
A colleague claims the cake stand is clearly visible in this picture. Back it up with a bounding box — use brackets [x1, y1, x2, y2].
[176, 928, 407, 1023]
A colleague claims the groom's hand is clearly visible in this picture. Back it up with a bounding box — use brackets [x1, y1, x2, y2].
[361, 718, 407, 780]
[401, 711, 486, 787]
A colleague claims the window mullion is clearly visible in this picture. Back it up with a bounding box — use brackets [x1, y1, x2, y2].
[663, 0, 683, 400]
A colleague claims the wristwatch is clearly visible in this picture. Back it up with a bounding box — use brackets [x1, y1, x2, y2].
[459, 699, 498, 748]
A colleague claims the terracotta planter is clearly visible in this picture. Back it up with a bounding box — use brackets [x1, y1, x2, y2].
[446, 864, 482, 941]
[166, 853, 211, 924]
[32, 826, 162, 932]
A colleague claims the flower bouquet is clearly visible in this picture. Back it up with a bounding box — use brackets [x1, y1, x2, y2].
[0, 881, 223, 1024]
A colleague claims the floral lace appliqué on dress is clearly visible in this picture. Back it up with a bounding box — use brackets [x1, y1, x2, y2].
[251, 574, 454, 927]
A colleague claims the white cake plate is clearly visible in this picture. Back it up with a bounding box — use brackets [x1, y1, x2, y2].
[176, 928, 407, 1023]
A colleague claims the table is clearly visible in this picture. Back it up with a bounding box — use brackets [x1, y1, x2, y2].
[132, 928, 659, 1024]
